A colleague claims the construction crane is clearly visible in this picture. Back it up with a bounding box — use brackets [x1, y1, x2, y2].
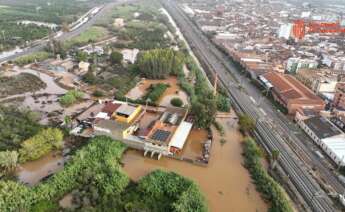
[292, 19, 345, 40]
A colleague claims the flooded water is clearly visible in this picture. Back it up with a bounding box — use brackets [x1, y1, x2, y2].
[122, 114, 268, 212]
[125, 77, 189, 107]
[16, 151, 64, 186]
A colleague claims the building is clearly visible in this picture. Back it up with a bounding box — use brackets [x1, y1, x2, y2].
[260, 72, 325, 114]
[333, 83, 345, 110]
[296, 116, 345, 166]
[90, 101, 193, 159]
[296, 69, 338, 95]
[286, 58, 318, 73]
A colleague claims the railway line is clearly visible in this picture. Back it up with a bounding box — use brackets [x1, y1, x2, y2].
[163, 0, 340, 211]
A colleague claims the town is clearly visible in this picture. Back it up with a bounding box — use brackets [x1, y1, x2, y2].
[1, 0, 345, 211]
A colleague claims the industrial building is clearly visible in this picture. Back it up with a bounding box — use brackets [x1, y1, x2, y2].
[296, 115, 345, 166]
[260, 72, 325, 114]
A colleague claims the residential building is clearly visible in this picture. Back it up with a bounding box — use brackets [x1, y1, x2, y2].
[333, 83, 345, 110]
[286, 58, 318, 73]
[260, 72, 325, 114]
[90, 101, 193, 159]
[296, 69, 338, 94]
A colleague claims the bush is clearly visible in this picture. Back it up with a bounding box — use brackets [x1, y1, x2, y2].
[93, 90, 104, 97]
[217, 94, 230, 112]
[19, 128, 64, 163]
[171, 97, 183, 107]
[110, 51, 123, 65]
[14, 51, 51, 66]
[59, 90, 84, 107]
[0, 136, 129, 212]
[243, 137, 293, 212]
[238, 114, 255, 133]
[144, 83, 169, 102]
[123, 170, 207, 212]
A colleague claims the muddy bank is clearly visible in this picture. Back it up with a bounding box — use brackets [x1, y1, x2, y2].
[122, 114, 268, 212]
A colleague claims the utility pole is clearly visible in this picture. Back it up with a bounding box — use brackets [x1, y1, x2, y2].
[213, 72, 218, 96]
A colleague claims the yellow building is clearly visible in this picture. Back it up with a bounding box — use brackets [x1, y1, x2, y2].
[112, 104, 142, 124]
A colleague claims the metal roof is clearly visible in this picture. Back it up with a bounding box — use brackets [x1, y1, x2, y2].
[169, 121, 193, 149]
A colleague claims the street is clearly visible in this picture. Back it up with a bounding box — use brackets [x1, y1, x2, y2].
[162, 0, 342, 211]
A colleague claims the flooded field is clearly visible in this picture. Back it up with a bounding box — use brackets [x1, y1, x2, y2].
[122, 114, 268, 212]
[16, 151, 64, 186]
[125, 77, 189, 107]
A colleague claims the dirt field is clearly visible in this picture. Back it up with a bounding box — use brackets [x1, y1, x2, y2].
[0, 73, 46, 98]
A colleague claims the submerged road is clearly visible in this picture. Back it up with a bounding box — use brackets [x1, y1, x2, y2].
[163, 0, 343, 211]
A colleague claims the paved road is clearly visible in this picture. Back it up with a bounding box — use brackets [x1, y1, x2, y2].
[163, 0, 342, 211]
[0, 0, 131, 64]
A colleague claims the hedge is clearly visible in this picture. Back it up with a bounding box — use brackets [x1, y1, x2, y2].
[243, 137, 293, 212]
[144, 83, 169, 102]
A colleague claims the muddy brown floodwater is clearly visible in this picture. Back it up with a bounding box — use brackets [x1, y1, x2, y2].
[16, 151, 64, 186]
[122, 114, 268, 212]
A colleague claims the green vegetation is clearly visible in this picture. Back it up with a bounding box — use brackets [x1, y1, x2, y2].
[213, 121, 225, 136]
[122, 170, 208, 212]
[144, 83, 169, 102]
[243, 137, 293, 212]
[217, 93, 230, 112]
[0, 151, 18, 176]
[64, 26, 108, 48]
[171, 97, 183, 107]
[92, 89, 105, 97]
[13, 51, 51, 66]
[0, 136, 207, 211]
[110, 51, 123, 65]
[0, 73, 46, 98]
[0, 0, 110, 51]
[0, 136, 129, 212]
[0, 106, 42, 151]
[238, 114, 256, 133]
[19, 128, 63, 163]
[137, 49, 184, 79]
[59, 90, 84, 107]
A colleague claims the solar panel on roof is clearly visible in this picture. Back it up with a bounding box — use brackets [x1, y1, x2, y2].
[151, 130, 171, 142]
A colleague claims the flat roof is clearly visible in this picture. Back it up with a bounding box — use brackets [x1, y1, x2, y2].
[304, 116, 342, 139]
[116, 104, 138, 116]
[169, 121, 193, 150]
[322, 134, 345, 163]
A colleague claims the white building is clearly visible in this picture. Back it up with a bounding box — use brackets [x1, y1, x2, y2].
[286, 58, 318, 73]
[296, 116, 345, 166]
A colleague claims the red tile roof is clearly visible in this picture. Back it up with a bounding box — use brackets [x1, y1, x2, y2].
[263, 72, 324, 104]
[102, 102, 121, 116]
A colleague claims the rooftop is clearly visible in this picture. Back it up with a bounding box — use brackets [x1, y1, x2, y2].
[263, 72, 324, 103]
[116, 104, 139, 116]
[304, 116, 342, 139]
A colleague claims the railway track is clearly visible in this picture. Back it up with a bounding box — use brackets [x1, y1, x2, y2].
[163, 1, 340, 211]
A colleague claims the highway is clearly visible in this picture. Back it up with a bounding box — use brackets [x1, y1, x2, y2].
[0, 0, 131, 64]
[162, 0, 342, 211]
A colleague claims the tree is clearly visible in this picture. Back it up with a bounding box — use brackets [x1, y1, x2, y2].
[0, 151, 18, 173]
[170, 97, 183, 107]
[75, 50, 88, 62]
[238, 114, 255, 133]
[270, 150, 280, 170]
[137, 49, 184, 79]
[110, 51, 123, 65]
[64, 116, 72, 130]
[192, 91, 217, 128]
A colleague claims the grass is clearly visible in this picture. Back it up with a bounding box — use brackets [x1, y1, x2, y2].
[13, 51, 51, 66]
[64, 26, 109, 48]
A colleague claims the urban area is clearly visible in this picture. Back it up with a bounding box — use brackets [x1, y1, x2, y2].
[0, 0, 345, 211]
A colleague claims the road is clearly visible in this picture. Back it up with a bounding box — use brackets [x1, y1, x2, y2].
[163, 0, 342, 211]
[0, 0, 132, 64]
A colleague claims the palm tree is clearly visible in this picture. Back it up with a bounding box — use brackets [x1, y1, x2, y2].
[270, 150, 280, 170]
